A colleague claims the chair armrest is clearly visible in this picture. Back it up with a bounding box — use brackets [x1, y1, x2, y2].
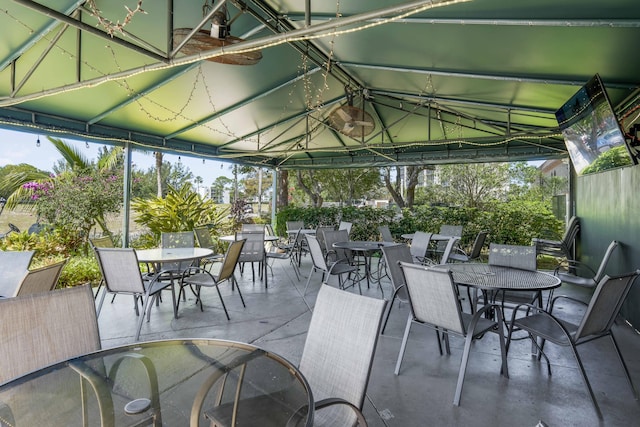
[554, 260, 596, 277]
[548, 294, 588, 313]
[314, 398, 368, 427]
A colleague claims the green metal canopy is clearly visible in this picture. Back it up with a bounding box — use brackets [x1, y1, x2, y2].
[1, 0, 639, 170]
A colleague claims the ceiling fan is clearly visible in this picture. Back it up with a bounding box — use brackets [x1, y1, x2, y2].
[328, 87, 375, 138]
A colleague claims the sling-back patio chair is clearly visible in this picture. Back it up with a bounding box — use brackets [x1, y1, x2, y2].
[380, 243, 413, 334]
[12, 258, 68, 297]
[179, 239, 246, 318]
[395, 262, 508, 406]
[506, 270, 640, 419]
[94, 247, 178, 341]
[304, 234, 359, 295]
[200, 284, 387, 426]
[554, 240, 618, 291]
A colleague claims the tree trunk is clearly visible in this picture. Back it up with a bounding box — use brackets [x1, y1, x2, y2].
[384, 166, 406, 208]
[155, 151, 163, 198]
[296, 170, 323, 207]
[277, 170, 289, 208]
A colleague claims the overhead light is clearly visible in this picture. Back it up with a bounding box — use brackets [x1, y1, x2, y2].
[36, 136, 40, 147]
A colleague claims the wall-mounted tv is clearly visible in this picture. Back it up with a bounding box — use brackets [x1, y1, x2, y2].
[555, 74, 634, 175]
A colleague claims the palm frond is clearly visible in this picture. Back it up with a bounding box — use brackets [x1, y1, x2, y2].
[47, 136, 92, 170]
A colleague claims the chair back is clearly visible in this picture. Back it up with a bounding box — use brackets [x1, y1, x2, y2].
[194, 227, 214, 249]
[468, 231, 488, 260]
[338, 221, 353, 235]
[400, 262, 466, 335]
[381, 244, 412, 300]
[305, 234, 329, 272]
[161, 231, 195, 248]
[315, 225, 335, 255]
[593, 240, 619, 283]
[574, 270, 640, 341]
[488, 244, 537, 271]
[323, 229, 352, 263]
[440, 236, 461, 264]
[0, 284, 100, 384]
[286, 221, 305, 232]
[89, 236, 114, 248]
[379, 225, 394, 242]
[94, 248, 146, 295]
[241, 224, 265, 232]
[14, 259, 68, 297]
[410, 231, 432, 261]
[217, 239, 245, 283]
[299, 285, 386, 423]
[161, 231, 196, 272]
[0, 250, 35, 298]
[238, 232, 265, 263]
[439, 224, 462, 238]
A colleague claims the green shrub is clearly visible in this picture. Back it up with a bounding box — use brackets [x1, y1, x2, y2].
[57, 255, 101, 288]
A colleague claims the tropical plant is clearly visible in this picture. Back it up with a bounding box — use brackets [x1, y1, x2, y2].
[131, 183, 229, 244]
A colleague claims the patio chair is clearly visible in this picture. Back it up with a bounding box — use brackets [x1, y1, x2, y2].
[554, 240, 618, 291]
[487, 243, 541, 311]
[0, 250, 35, 298]
[379, 225, 394, 243]
[241, 223, 265, 232]
[434, 224, 463, 258]
[506, 270, 640, 419]
[409, 231, 433, 264]
[94, 247, 178, 341]
[380, 243, 413, 334]
[533, 215, 580, 261]
[200, 284, 386, 427]
[194, 227, 224, 267]
[338, 220, 353, 235]
[11, 258, 68, 297]
[449, 231, 487, 263]
[237, 230, 268, 287]
[0, 284, 100, 384]
[303, 234, 359, 294]
[89, 236, 116, 300]
[266, 228, 301, 281]
[315, 225, 335, 257]
[395, 262, 508, 406]
[178, 239, 246, 317]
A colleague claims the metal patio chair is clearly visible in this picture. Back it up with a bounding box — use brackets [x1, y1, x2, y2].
[506, 270, 640, 419]
[395, 262, 508, 406]
[303, 234, 359, 295]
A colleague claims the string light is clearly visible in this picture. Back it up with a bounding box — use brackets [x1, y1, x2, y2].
[36, 136, 40, 147]
[86, 141, 90, 148]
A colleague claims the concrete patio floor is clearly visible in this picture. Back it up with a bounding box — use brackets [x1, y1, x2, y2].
[96, 254, 640, 427]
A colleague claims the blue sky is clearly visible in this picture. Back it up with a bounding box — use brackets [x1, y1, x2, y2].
[0, 128, 229, 184]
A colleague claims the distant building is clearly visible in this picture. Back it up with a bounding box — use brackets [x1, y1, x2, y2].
[539, 159, 569, 184]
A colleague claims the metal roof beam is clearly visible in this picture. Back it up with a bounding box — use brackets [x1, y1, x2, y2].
[340, 62, 638, 90]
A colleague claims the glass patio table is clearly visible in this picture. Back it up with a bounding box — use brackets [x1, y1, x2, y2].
[0, 339, 313, 427]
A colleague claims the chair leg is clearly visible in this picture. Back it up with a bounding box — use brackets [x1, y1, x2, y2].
[569, 342, 603, 419]
[232, 275, 246, 307]
[303, 267, 315, 295]
[394, 316, 413, 375]
[213, 284, 230, 320]
[96, 287, 107, 317]
[380, 291, 399, 335]
[135, 294, 152, 341]
[453, 331, 475, 406]
[609, 332, 639, 399]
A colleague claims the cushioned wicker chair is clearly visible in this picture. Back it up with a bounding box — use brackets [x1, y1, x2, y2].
[179, 239, 246, 317]
[395, 262, 508, 406]
[507, 270, 640, 419]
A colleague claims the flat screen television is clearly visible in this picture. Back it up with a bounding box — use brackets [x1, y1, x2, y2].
[555, 74, 634, 175]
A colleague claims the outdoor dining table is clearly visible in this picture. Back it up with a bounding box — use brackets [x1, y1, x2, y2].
[0, 339, 313, 427]
[220, 234, 280, 243]
[135, 247, 214, 265]
[332, 241, 398, 296]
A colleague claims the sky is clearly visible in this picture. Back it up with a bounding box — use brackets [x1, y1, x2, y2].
[0, 128, 229, 185]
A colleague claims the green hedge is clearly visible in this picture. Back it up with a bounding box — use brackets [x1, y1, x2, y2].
[276, 201, 563, 249]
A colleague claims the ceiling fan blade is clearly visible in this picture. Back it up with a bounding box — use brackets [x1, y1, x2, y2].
[353, 121, 374, 127]
[336, 108, 353, 122]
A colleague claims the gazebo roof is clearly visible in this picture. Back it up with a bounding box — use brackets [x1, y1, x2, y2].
[1, 0, 639, 170]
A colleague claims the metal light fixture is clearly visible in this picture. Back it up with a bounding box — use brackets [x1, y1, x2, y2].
[36, 136, 40, 147]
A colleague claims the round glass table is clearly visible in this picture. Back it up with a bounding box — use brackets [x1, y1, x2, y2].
[0, 339, 313, 427]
